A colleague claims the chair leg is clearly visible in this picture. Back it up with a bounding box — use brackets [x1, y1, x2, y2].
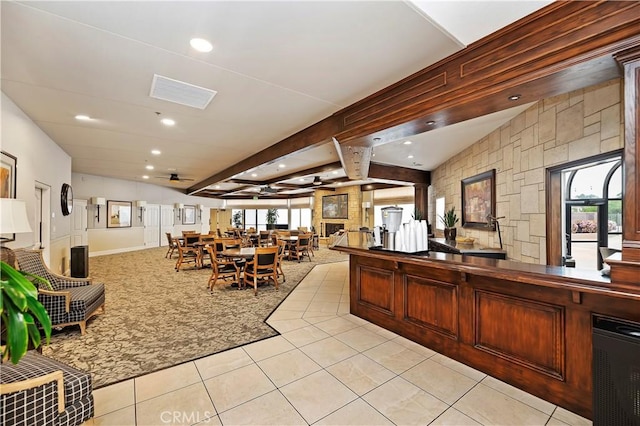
[79, 321, 86, 335]
[254, 275, 258, 296]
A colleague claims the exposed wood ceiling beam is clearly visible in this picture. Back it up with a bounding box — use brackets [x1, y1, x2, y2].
[188, 116, 342, 194]
[368, 162, 430, 185]
[189, 2, 640, 197]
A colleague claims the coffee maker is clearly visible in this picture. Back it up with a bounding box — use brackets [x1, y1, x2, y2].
[380, 206, 403, 250]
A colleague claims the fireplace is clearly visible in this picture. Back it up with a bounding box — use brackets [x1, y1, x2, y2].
[325, 223, 344, 236]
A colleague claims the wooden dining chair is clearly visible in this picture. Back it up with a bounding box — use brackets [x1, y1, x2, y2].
[243, 246, 279, 296]
[288, 233, 312, 262]
[165, 232, 178, 258]
[276, 239, 287, 283]
[258, 230, 271, 247]
[175, 238, 199, 271]
[206, 243, 240, 290]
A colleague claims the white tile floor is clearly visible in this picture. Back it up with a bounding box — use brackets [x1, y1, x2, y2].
[89, 261, 592, 426]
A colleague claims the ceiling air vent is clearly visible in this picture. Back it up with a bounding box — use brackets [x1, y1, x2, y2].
[150, 74, 217, 109]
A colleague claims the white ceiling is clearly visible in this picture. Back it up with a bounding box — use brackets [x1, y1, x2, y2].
[1, 0, 550, 193]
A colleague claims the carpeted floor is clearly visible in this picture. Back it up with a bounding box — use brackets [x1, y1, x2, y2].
[41, 245, 348, 388]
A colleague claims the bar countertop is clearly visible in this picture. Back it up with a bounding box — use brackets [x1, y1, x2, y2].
[330, 231, 640, 301]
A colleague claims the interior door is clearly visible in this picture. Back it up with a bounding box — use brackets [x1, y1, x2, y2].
[160, 204, 175, 246]
[144, 204, 160, 247]
[71, 199, 88, 247]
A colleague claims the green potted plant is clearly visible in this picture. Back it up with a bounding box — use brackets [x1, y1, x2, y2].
[438, 207, 459, 240]
[266, 208, 279, 230]
[1, 260, 52, 364]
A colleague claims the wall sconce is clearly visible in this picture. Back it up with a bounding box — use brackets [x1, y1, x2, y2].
[135, 200, 147, 222]
[174, 203, 184, 219]
[90, 197, 106, 222]
[196, 204, 204, 221]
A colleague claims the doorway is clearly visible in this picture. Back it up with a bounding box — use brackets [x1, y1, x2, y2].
[144, 204, 160, 248]
[548, 152, 623, 270]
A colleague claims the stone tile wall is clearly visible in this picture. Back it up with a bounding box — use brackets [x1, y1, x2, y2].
[430, 79, 623, 264]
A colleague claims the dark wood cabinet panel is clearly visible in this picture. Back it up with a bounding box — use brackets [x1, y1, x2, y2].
[474, 290, 565, 379]
[404, 274, 458, 339]
[355, 264, 394, 315]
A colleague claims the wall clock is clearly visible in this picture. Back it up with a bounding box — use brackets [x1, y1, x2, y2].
[61, 183, 73, 216]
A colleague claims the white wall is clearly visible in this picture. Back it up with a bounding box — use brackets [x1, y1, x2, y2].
[72, 173, 223, 254]
[1, 92, 72, 272]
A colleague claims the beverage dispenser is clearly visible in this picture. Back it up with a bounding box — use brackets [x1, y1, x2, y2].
[381, 206, 403, 250]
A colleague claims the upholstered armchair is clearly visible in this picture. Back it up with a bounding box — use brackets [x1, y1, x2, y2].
[0, 351, 94, 426]
[13, 248, 105, 335]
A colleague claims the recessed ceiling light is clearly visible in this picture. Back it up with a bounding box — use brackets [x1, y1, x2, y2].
[403, 141, 412, 145]
[142, 175, 149, 179]
[408, 155, 414, 159]
[151, 149, 161, 155]
[145, 165, 154, 170]
[215, 185, 220, 189]
[190, 38, 213, 53]
[332, 170, 339, 175]
[337, 182, 342, 186]
[75, 114, 91, 121]
[508, 94, 521, 101]
[251, 173, 257, 177]
[299, 178, 305, 182]
[279, 164, 286, 168]
[373, 137, 381, 142]
[161, 118, 175, 126]
[426, 120, 436, 126]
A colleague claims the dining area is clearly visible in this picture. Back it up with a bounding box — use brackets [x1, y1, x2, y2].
[164, 229, 316, 296]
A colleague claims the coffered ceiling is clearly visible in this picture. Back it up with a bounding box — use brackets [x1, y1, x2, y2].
[2, 1, 552, 198]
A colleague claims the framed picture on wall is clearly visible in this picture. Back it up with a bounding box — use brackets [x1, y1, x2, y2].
[461, 169, 496, 230]
[1, 151, 17, 199]
[1, 151, 18, 241]
[183, 205, 196, 225]
[322, 194, 348, 219]
[107, 200, 132, 228]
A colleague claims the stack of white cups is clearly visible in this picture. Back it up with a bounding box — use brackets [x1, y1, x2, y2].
[395, 219, 430, 252]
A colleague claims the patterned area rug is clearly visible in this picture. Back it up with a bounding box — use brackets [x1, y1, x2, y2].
[42, 245, 348, 388]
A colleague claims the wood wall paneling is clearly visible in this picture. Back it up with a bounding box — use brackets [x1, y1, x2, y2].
[355, 264, 394, 315]
[474, 290, 565, 379]
[404, 274, 458, 339]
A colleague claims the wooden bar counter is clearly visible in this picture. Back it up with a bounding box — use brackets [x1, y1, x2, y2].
[331, 232, 640, 419]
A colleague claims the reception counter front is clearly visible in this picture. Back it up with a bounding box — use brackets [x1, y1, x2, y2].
[331, 232, 640, 419]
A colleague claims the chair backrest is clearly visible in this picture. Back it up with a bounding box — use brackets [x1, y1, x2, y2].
[216, 228, 222, 237]
[289, 230, 300, 236]
[14, 249, 60, 290]
[165, 232, 174, 245]
[253, 246, 278, 270]
[297, 233, 311, 248]
[185, 234, 200, 245]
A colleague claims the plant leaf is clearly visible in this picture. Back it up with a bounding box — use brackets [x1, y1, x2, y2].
[25, 296, 52, 343]
[7, 309, 28, 364]
[2, 280, 27, 311]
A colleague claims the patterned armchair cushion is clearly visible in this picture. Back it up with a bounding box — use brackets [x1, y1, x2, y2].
[13, 249, 93, 290]
[0, 351, 94, 426]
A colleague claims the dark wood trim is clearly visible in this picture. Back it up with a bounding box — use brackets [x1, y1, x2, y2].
[368, 162, 430, 184]
[546, 170, 563, 266]
[334, 1, 640, 146]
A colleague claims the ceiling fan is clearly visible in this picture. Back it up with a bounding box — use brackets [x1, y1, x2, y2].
[259, 184, 278, 194]
[155, 173, 195, 182]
